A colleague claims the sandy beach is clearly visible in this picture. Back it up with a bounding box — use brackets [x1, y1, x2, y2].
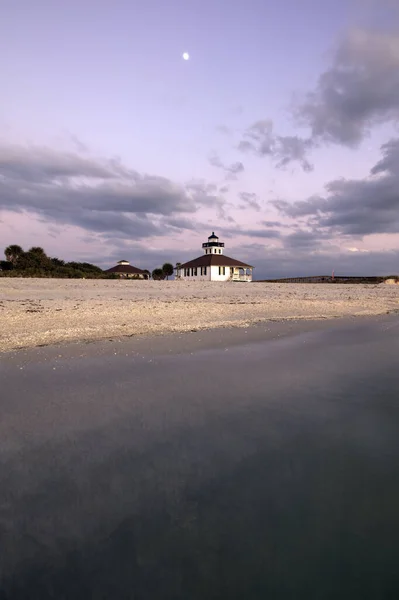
[1, 278, 398, 352]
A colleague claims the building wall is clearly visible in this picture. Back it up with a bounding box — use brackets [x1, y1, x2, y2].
[176, 266, 232, 281]
[176, 267, 212, 281]
[176, 265, 252, 281]
[210, 265, 231, 281]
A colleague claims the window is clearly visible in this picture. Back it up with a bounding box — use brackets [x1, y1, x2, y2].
[219, 249, 221, 254]
[193, 267, 197, 276]
[223, 267, 225, 275]
[204, 266, 207, 275]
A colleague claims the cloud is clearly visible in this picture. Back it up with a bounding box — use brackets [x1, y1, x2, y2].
[282, 229, 332, 250]
[295, 29, 399, 146]
[0, 143, 225, 238]
[238, 191, 262, 211]
[238, 120, 274, 155]
[251, 247, 399, 279]
[272, 137, 399, 236]
[208, 153, 245, 179]
[215, 125, 232, 135]
[0, 143, 125, 182]
[217, 225, 281, 240]
[238, 120, 313, 171]
[262, 220, 284, 228]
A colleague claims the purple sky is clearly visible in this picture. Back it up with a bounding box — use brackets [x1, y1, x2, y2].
[1, 0, 399, 278]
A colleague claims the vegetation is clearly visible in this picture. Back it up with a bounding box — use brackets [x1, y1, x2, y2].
[1, 245, 104, 278]
[162, 262, 174, 279]
[1, 244, 177, 280]
[151, 268, 165, 280]
[150, 263, 175, 280]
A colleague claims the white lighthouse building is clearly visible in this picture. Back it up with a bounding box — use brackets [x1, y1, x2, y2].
[175, 232, 254, 282]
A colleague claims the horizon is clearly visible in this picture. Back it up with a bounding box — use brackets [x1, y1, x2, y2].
[1, 0, 399, 280]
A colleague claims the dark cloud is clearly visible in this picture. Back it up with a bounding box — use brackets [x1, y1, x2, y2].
[0, 143, 126, 182]
[0, 144, 225, 238]
[282, 229, 334, 250]
[262, 220, 284, 228]
[274, 136, 313, 172]
[295, 29, 399, 146]
[238, 120, 313, 171]
[251, 247, 399, 279]
[242, 228, 281, 239]
[238, 191, 262, 212]
[272, 137, 399, 236]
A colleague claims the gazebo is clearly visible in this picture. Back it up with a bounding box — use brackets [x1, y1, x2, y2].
[104, 260, 149, 279]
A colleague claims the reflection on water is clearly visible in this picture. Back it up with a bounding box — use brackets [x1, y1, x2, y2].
[1, 321, 399, 598]
[3, 394, 399, 599]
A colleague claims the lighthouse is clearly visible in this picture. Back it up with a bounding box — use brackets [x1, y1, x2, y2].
[175, 232, 254, 281]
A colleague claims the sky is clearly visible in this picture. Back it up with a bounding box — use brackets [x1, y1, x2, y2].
[1, 0, 399, 279]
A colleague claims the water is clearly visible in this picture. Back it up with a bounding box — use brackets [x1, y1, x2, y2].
[1, 316, 399, 598]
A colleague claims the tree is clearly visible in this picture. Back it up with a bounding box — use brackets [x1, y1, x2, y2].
[143, 269, 151, 280]
[162, 262, 174, 280]
[29, 246, 47, 256]
[4, 245, 23, 265]
[51, 257, 65, 267]
[152, 268, 165, 280]
[16, 251, 48, 271]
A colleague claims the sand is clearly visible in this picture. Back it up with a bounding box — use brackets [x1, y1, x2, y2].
[1, 278, 398, 352]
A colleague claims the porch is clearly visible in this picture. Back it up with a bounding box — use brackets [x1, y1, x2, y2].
[229, 267, 253, 282]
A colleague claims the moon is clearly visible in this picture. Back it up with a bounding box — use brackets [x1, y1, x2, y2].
[182, 52, 190, 61]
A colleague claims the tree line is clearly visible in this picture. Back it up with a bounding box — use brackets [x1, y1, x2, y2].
[1, 245, 177, 280]
[1, 245, 105, 278]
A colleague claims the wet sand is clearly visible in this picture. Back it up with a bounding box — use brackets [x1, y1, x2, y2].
[1, 314, 399, 598]
[1, 278, 398, 352]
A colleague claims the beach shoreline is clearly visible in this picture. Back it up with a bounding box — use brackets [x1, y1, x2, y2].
[1, 278, 398, 353]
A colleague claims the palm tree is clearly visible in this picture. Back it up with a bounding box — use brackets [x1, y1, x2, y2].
[4, 244, 23, 265]
[162, 262, 174, 280]
[29, 246, 47, 256]
[152, 268, 164, 280]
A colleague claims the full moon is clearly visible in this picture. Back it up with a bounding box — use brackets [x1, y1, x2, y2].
[182, 52, 190, 61]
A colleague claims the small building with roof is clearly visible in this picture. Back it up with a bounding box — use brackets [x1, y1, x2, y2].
[104, 260, 149, 279]
[175, 232, 254, 282]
